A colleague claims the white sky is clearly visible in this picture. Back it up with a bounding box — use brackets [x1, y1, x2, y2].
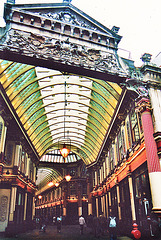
[2, 0, 161, 66]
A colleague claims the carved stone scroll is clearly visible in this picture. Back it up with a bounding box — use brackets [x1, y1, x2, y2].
[0, 195, 8, 222]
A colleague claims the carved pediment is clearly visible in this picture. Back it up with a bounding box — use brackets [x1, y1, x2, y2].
[13, 3, 121, 39]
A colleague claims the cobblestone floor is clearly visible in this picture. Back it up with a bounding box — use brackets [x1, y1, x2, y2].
[0, 225, 133, 240]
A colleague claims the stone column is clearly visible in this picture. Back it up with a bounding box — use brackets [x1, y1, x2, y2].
[108, 191, 112, 215]
[23, 192, 28, 221]
[32, 195, 35, 220]
[101, 195, 106, 216]
[136, 97, 161, 212]
[105, 193, 109, 217]
[87, 175, 92, 215]
[128, 172, 136, 222]
[78, 183, 82, 216]
[9, 186, 17, 222]
[62, 184, 67, 216]
[96, 197, 99, 217]
[116, 184, 121, 220]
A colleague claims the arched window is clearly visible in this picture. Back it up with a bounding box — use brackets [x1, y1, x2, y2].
[73, 27, 80, 37]
[64, 25, 71, 34]
[54, 22, 61, 32]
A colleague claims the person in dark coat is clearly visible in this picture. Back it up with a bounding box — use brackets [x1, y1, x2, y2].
[99, 214, 107, 236]
[93, 215, 101, 237]
[87, 214, 93, 233]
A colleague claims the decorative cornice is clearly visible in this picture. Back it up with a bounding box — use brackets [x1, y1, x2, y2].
[135, 97, 151, 114]
[0, 29, 126, 78]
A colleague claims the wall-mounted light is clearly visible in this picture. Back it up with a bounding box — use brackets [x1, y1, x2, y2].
[38, 195, 42, 200]
[48, 181, 54, 187]
[65, 175, 72, 182]
[55, 182, 60, 187]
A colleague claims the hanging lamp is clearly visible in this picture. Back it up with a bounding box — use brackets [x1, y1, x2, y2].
[59, 81, 71, 159]
[60, 143, 70, 158]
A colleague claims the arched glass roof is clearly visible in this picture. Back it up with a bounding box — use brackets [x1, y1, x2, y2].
[40, 149, 81, 163]
[0, 59, 122, 165]
[36, 167, 63, 191]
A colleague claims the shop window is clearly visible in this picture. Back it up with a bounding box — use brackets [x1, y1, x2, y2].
[133, 166, 152, 222]
[135, 177, 142, 198]
[119, 178, 132, 226]
[110, 186, 118, 216]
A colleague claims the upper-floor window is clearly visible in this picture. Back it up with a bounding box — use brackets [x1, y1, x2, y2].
[97, 169, 100, 185]
[92, 171, 95, 187]
[5, 143, 13, 166]
[117, 128, 126, 162]
[0, 122, 3, 147]
[70, 168, 77, 177]
[20, 150, 26, 173]
[29, 160, 34, 180]
[70, 182, 76, 195]
[138, 113, 143, 134]
[82, 183, 87, 195]
[109, 145, 114, 171]
[126, 119, 132, 148]
[130, 110, 140, 144]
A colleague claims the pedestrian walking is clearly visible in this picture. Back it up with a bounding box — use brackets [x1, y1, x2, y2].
[79, 215, 86, 235]
[93, 215, 101, 237]
[56, 216, 62, 233]
[107, 214, 118, 240]
[99, 214, 107, 236]
[87, 214, 93, 233]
